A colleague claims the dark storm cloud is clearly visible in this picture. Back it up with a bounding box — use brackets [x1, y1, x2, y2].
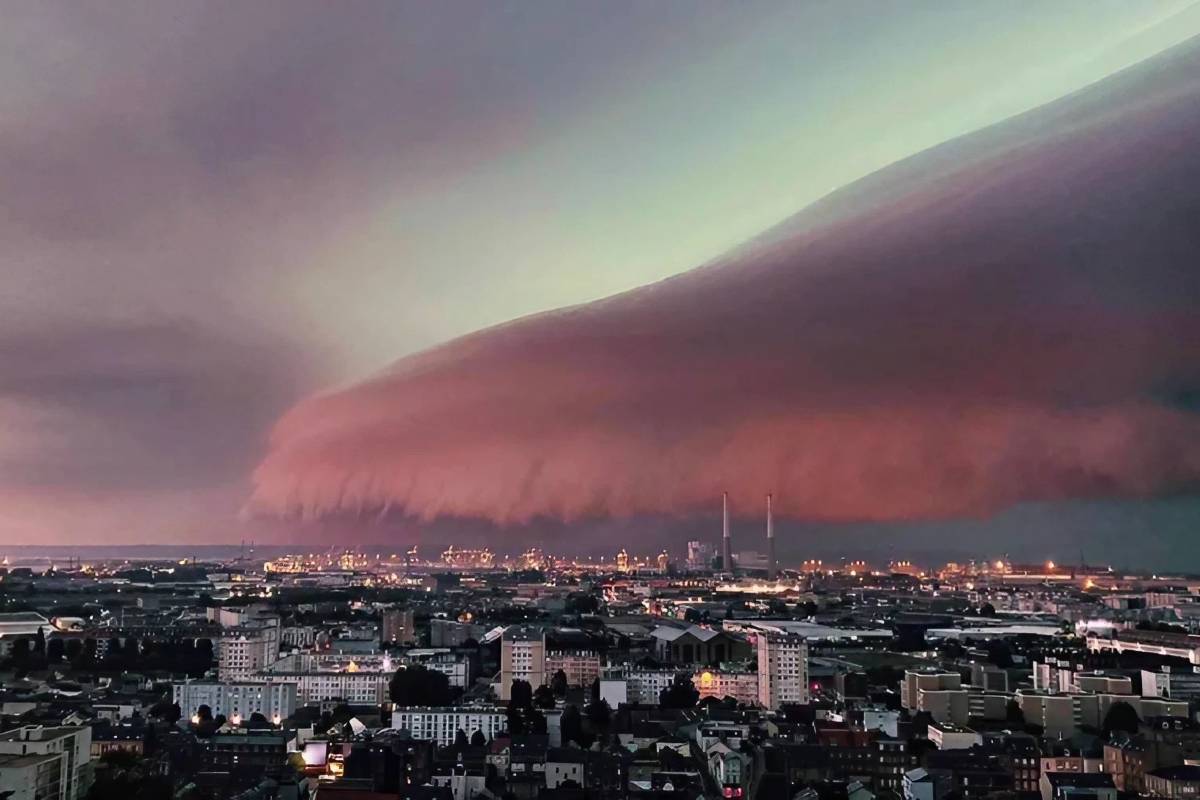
[1, 1, 710, 541]
[251, 36, 1200, 525]
[0, 321, 308, 492]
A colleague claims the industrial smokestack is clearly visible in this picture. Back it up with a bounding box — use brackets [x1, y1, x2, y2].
[721, 491, 733, 573]
[766, 493, 776, 579]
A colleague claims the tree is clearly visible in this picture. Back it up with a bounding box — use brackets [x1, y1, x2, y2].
[10, 638, 30, 667]
[940, 639, 965, 659]
[561, 705, 584, 747]
[149, 700, 175, 720]
[984, 639, 1013, 669]
[390, 665, 453, 706]
[471, 730, 487, 747]
[509, 679, 534, 709]
[980, 603, 997, 617]
[585, 698, 611, 728]
[196, 704, 213, 722]
[566, 593, 601, 615]
[551, 669, 569, 698]
[34, 626, 46, 655]
[1103, 701, 1140, 736]
[534, 684, 556, 709]
[659, 674, 700, 709]
[454, 729, 470, 749]
[506, 704, 527, 736]
[1005, 699, 1025, 726]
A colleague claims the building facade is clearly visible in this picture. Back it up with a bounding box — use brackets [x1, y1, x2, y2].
[173, 680, 297, 723]
[500, 628, 546, 701]
[391, 707, 508, 745]
[0, 727, 91, 800]
[757, 634, 809, 710]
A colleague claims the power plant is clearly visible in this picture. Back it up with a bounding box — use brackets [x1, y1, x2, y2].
[717, 492, 778, 577]
[766, 492, 776, 579]
[721, 491, 732, 572]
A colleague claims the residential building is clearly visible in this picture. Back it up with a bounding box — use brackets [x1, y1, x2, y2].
[707, 741, 750, 790]
[431, 619, 485, 648]
[695, 668, 759, 706]
[544, 644, 601, 690]
[0, 727, 92, 800]
[757, 633, 809, 710]
[500, 628, 545, 701]
[402, 649, 473, 688]
[903, 670, 968, 727]
[904, 768, 950, 800]
[1104, 735, 1153, 793]
[621, 668, 678, 705]
[0, 753, 64, 800]
[1142, 667, 1200, 701]
[391, 707, 508, 746]
[1017, 690, 1188, 738]
[173, 680, 297, 724]
[1145, 765, 1200, 799]
[927, 723, 981, 751]
[217, 621, 280, 680]
[257, 652, 393, 704]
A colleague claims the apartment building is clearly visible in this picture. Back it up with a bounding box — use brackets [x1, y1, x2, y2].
[173, 680, 297, 723]
[757, 633, 809, 710]
[500, 628, 546, 701]
[0, 727, 92, 800]
[391, 707, 508, 745]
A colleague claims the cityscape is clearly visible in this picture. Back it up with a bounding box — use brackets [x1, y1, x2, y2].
[7, 534, 1200, 800]
[4, 3, 1200, 800]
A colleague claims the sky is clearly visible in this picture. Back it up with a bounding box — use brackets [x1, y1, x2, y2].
[4, 1, 1200, 562]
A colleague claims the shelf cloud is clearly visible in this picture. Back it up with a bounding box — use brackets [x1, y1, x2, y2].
[250, 38, 1200, 526]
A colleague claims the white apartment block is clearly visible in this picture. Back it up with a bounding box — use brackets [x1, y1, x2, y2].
[256, 653, 393, 705]
[392, 707, 508, 745]
[901, 670, 962, 710]
[622, 669, 678, 704]
[0, 727, 92, 800]
[757, 634, 809, 710]
[1017, 690, 1188, 738]
[901, 670, 971, 727]
[0, 753, 64, 800]
[218, 621, 280, 680]
[173, 680, 297, 724]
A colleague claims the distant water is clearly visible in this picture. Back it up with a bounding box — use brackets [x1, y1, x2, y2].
[0, 543, 320, 566]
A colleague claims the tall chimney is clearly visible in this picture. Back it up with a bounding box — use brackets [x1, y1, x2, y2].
[766, 493, 776, 579]
[721, 492, 733, 573]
